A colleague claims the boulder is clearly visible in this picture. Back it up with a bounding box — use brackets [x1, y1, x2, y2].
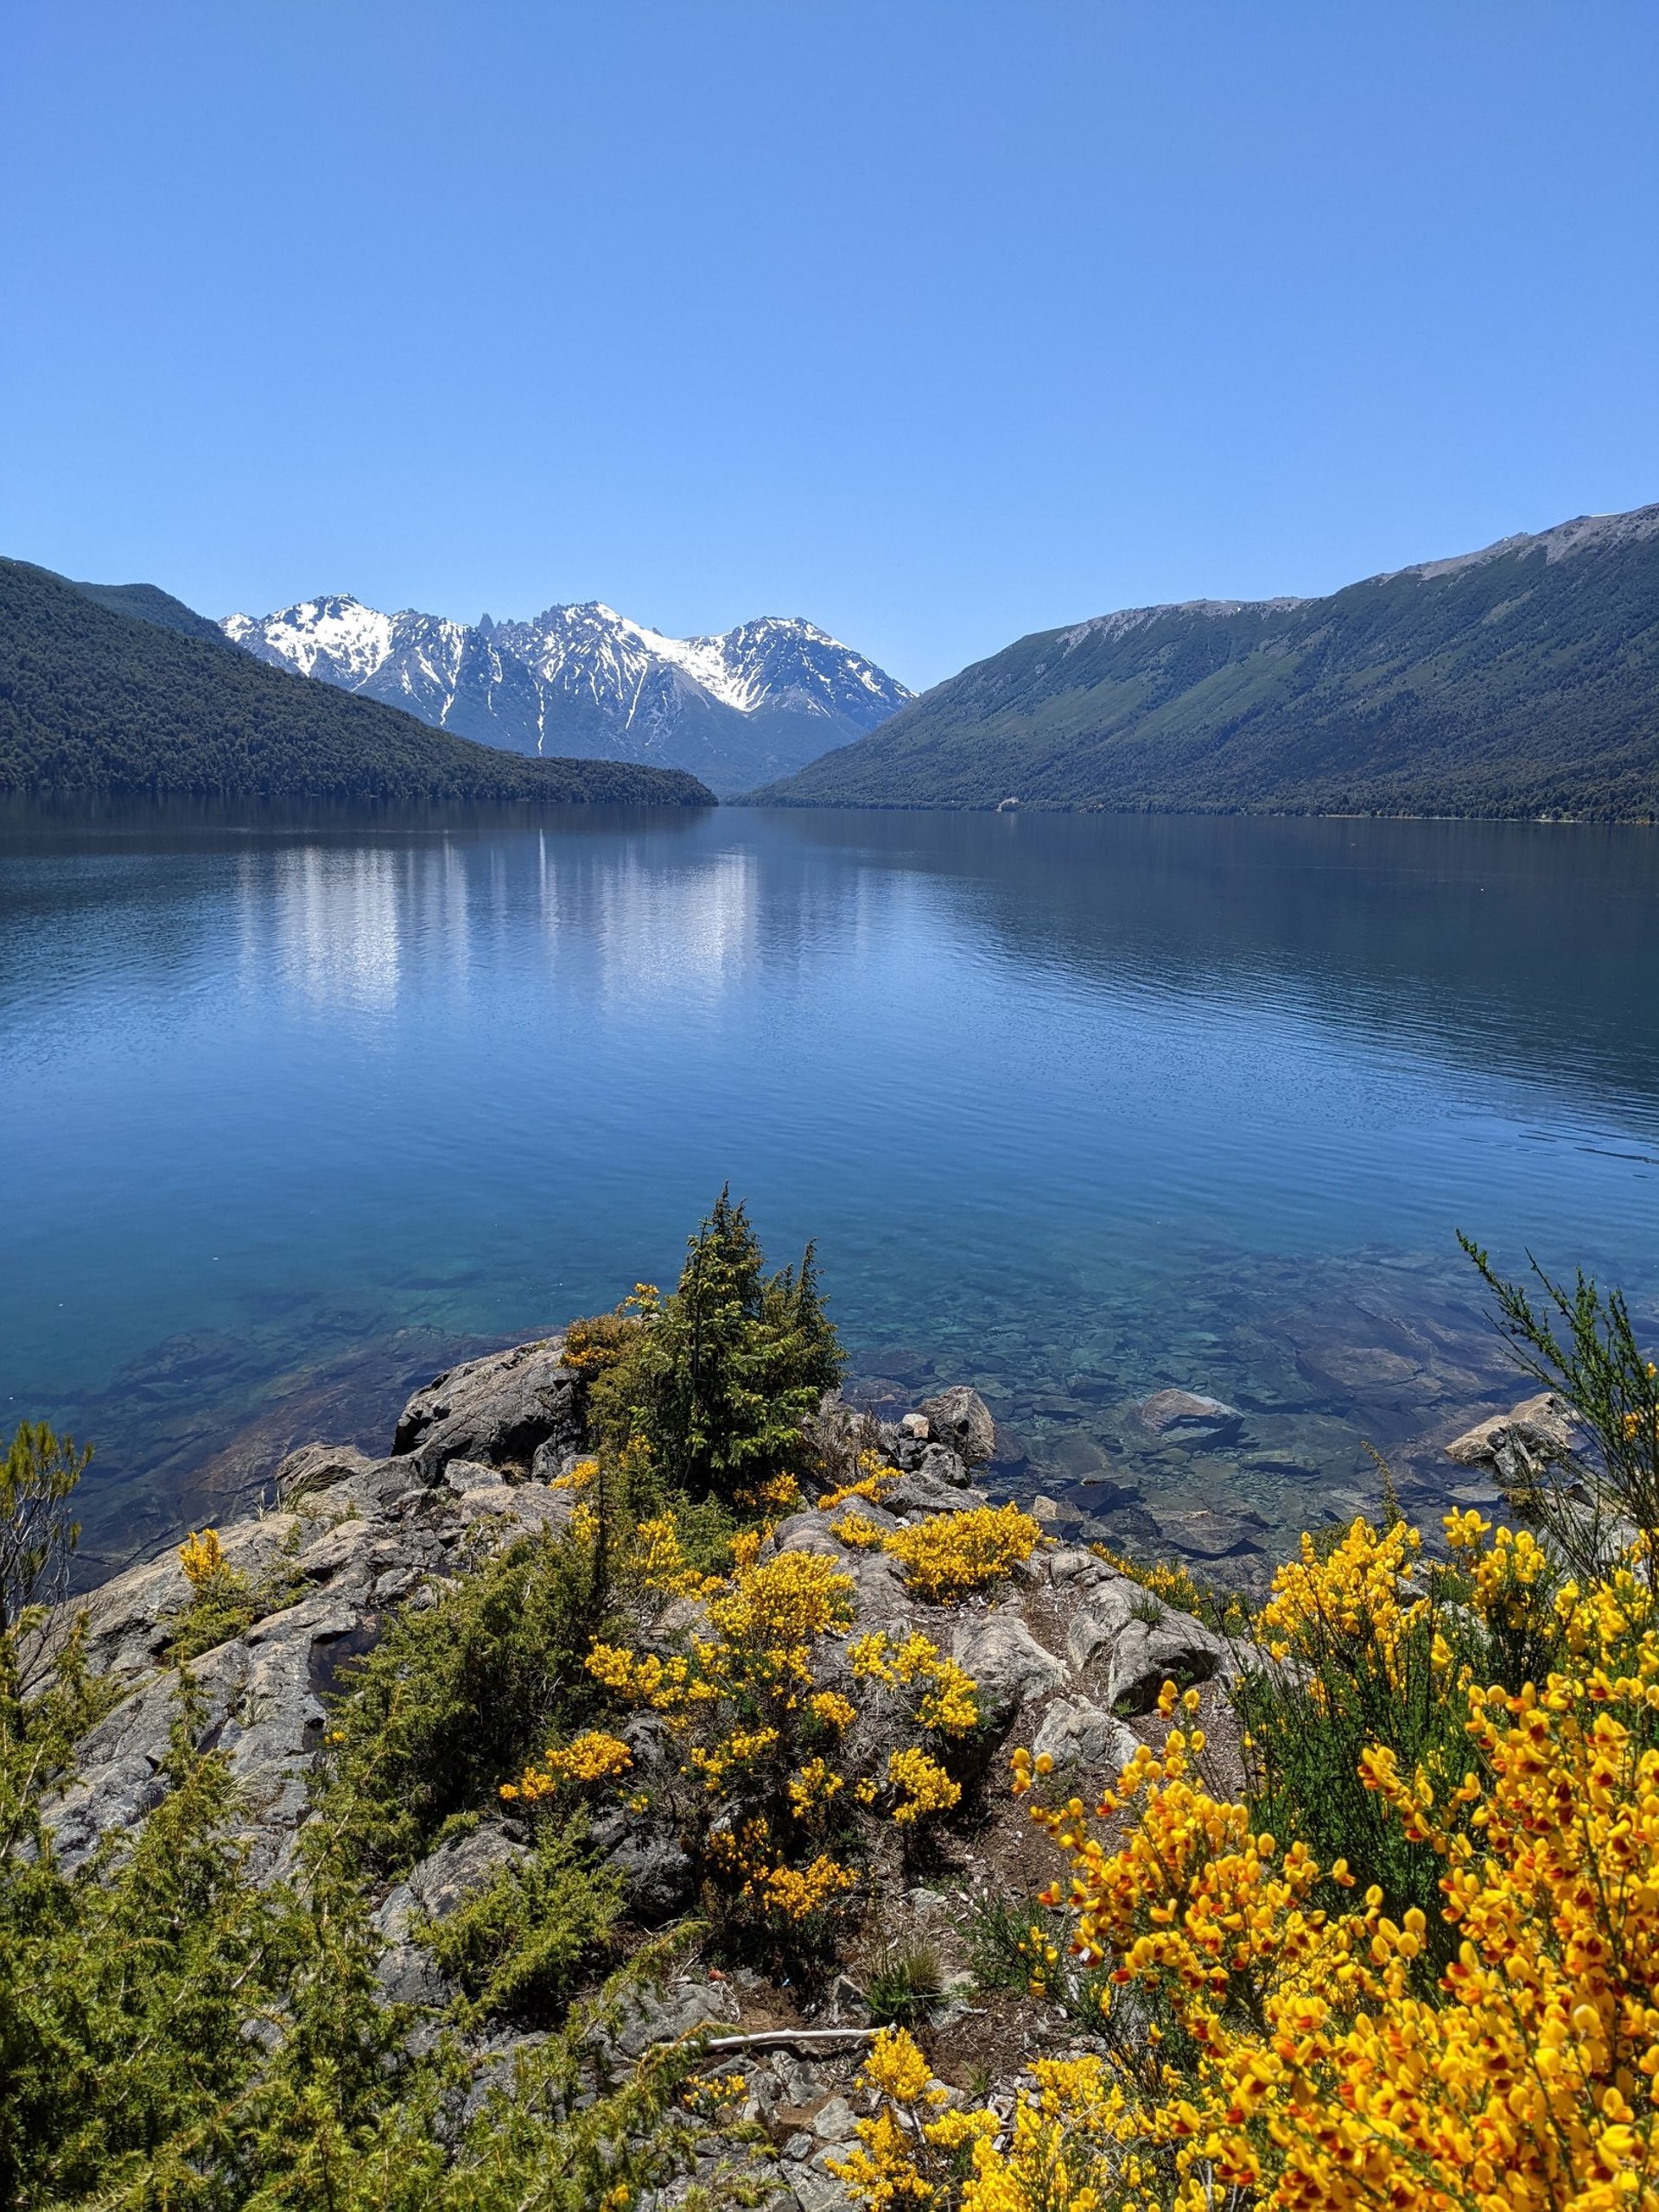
[1032, 1696, 1138, 1774]
[604, 1975, 737, 2060]
[1065, 1574, 1143, 1671]
[1106, 1613, 1232, 1716]
[393, 1339, 582, 1478]
[276, 1441, 378, 1504]
[1137, 1390, 1243, 1446]
[950, 1611, 1067, 1729]
[601, 1827, 696, 1920]
[1044, 1545, 1107, 1587]
[1446, 1392, 1573, 1491]
[1065, 1574, 1234, 1714]
[880, 1467, 985, 1519]
[917, 1387, 996, 1467]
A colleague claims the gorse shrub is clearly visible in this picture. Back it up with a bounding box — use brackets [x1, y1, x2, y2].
[880, 1501, 1041, 1603]
[168, 1522, 308, 1664]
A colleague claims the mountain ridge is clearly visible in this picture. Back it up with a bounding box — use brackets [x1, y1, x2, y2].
[0, 560, 714, 806]
[754, 504, 1659, 820]
[224, 595, 911, 793]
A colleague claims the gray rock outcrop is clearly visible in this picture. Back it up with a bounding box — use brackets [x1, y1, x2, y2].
[1065, 1571, 1234, 1713]
[917, 1387, 996, 1466]
[1446, 1392, 1573, 1492]
[1032, 1696, 1139, 1774]
[393, 1338, 582, 1478]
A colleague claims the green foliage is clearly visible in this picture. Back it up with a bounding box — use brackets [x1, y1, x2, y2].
[591, 1189, 843, 1503]
[0, 1430, 735, 2209]
[863, 1936, 943, 2027]
[964, 1885, 1039, 1994]
[64, 574, 231, 644]
[419, 1815, 623, 2028]
[1233, 1608, 1471, 1960]
[0, 558, 715, 804]
[757, 524, 1659, 820]
[318, 1524, 620, 1878]
[168, 1525, 307, 1666]
[1460, 1231, 1659, 1586]
[0, 1418, 91, 1700]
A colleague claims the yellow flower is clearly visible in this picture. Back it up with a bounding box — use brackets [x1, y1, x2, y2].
[881, 1503, 1041, 1603]
[179, 1528, 226, 1590]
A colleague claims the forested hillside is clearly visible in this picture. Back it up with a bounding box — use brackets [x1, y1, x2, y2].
[0, 561, 714, 804]
[760, 506, 1659, 819]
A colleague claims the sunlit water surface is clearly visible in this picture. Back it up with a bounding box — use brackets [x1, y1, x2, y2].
[3, 801, 1656, 1581]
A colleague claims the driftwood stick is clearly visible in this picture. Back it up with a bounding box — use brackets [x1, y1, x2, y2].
[701, 2026, 878, 2052]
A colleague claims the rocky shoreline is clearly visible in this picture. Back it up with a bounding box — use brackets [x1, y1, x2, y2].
[43, 1327, 1569, 2210]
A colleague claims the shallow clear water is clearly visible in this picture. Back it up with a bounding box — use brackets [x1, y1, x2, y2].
[3, 799, 1656, 1580]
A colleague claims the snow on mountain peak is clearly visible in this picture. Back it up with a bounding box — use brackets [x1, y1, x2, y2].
[220, 595, 911, 792]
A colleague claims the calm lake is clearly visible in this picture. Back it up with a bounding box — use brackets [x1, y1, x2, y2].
[3, 800, 1656, 1582]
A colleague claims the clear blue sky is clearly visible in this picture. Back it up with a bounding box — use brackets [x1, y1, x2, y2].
[3, 2, 1656, 690]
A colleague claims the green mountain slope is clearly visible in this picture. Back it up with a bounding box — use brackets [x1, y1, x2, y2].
[65, 575, 232, 645]
[0, 560, 714, 804]
[758, 507, 1659, 819]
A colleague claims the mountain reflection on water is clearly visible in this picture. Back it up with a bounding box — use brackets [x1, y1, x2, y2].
[2, 798, 1655, 1583]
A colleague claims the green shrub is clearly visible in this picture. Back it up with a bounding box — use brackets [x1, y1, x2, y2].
[420, 1817, 624, 2027]
[863, 1936, 944, 2027]
[320, 1522, 619, 1878]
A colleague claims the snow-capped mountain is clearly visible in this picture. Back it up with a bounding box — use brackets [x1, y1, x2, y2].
[220, 597, 911, 792]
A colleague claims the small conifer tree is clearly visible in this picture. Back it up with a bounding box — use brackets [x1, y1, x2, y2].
[594, 1189, 842, 1502]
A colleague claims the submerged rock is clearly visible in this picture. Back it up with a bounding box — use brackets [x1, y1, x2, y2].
[1137, 1389, 1243, 1446]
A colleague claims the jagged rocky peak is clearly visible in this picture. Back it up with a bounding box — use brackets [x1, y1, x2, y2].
[220, 594, 912, 793]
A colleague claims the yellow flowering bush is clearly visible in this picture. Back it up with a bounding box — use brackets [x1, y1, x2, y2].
[1257, 1513, 1424, 1677]
[850, 1630, 981, 1735]
[828, 2027, 998, 2205]
[840, 1510, 1659, 2212]
[501, 1728, 633, 1804]
[634, 1513, 722, 1599]
[881, 1503, 1042, 1604]
[830, 1510, 887, 1549]
[819, 1450, 898, 1513]
[179, 1528, 227, 1589]
[884, 1745, 961, 1827]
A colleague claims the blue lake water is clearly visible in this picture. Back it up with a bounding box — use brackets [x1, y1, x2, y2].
[3, 800, 1656, 1581]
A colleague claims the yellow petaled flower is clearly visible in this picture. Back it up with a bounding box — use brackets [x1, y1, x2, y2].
[810, 1689, 857, 1732]
[583, 1643, 690, 1709]
[881, 1503, 1041, 1604]
[1255, 1514, 1425, 1692]
[706, 1818, 857, 1922]
[818, 1450, 898, 1513]
[831, 1510, 887, 1549]
[734, 1471, 803, 1512]
[787, 1756, 845, 1818]
[179, 1529, 226, 1590]
[550, 1457, 599, 1492]
[634, 1514, 721, 1599]
[505, 1729, 633, 1803]
[885, 1745, 961, 1826]
[849, 1630, 980, 1734]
